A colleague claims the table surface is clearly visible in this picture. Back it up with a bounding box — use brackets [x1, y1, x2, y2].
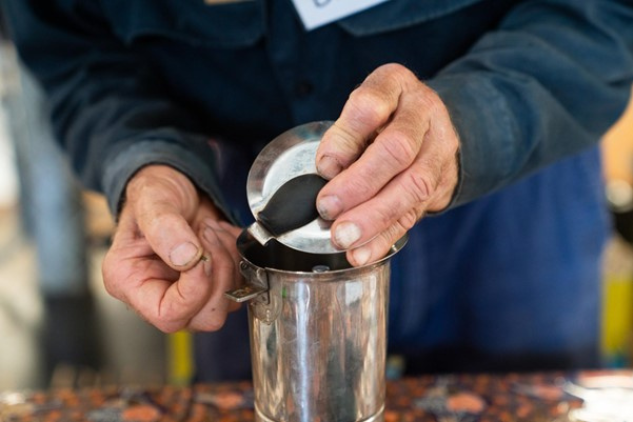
[2, 370, 632, 422]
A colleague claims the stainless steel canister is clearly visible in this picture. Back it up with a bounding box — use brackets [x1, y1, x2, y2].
[226, 231, 407, 422]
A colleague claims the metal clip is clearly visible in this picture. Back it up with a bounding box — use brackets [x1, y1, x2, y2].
[225, 260, 270, 305]
[224, 284, 267, 303]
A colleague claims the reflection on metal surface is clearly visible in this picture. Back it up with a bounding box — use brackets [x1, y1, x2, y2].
[227, 231, 407, 422]
[246, 121, 337, 255]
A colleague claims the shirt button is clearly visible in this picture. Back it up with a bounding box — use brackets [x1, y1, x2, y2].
[294, 81, 314, 98]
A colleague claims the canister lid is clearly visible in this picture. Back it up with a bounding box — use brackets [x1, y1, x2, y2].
[246, 121, 338, 254]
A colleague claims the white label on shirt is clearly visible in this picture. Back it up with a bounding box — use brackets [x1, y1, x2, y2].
[290, 0, 391, 31]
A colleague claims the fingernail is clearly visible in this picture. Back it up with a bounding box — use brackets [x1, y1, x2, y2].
[352, 246, 371, 266]
[334, 222, 361, 249]
[317, 195, 342, 220]
[317, 156, 343, 180]
[169, 242, 200, 267]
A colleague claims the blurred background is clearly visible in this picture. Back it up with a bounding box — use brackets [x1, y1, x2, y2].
[0, 34, 187, 391]
[0, 15, 633, 393]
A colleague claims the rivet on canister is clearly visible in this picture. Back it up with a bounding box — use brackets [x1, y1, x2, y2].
[312, 265, 330, 273]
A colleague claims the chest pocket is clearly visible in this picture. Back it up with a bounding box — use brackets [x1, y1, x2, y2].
[337, 0, 484, 36]
[102, 0, 265, 48]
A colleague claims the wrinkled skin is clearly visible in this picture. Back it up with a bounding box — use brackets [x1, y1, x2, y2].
[102, 63, 460, 332]
[316, 63, 459, 266]
[102, 165, 242, 333]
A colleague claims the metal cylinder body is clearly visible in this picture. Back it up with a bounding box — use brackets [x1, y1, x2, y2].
[233, 232, 405, 422]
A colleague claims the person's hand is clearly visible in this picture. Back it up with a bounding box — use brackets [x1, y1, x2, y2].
[102, 165, 242, 333]
[316, 63, 460, 266]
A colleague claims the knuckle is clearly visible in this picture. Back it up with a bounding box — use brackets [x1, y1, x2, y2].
[442, 128, 459, 153]
[158, 303, 180, 322]
[102, 276, 119, 298]
[102, 254, 125, 299]
[404, 171, 434, 205]
[378, 63, 421, 93]
[373, 200, 402, 228]
[345, 172, 380, 201]
[377, 63, 413, 81]
[378, 130, 418, 169]
[374, 209, 393, 228]
[192, 311, 227, 332]
[421, 88, 445, 116]
[445, 124, 461, 153]
[147, 307, 184, 333]
[206, 315, 227, 332]
[158, 291, 188, 318]
[382, 222, 406, 247]
[155, 315, 188, 334]
[347, 88, 391, 127]
[321, 122, 362, 167]
[327, 126, 358, 158]
[155, 320, 184, 334]
[398, 209, 419, 231]
[101, 252, 114, 282]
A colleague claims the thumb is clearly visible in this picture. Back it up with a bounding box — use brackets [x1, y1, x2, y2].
[136, 199, 203, 271]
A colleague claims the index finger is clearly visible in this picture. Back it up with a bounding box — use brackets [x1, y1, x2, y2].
[316, 64, 404, 180]
[131, 259, 213, 333]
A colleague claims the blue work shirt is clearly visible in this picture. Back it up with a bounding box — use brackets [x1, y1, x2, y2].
[5, 0, 633, 378]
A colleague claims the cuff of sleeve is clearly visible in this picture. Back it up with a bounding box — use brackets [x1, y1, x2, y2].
[427, 74, 517, 208]
[102, 139, 236, 223]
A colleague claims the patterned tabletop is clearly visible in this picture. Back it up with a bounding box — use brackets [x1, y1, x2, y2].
[2, 370, 632, 421]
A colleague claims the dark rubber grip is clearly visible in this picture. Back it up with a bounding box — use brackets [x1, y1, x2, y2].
[257, 174, 328, 237]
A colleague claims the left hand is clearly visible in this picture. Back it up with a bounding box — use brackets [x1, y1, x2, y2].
[315, 63, 460, 266]
[102, 165, 242, 333]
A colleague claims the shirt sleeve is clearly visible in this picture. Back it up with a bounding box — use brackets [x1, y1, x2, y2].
[2, 0, 235, 219]
[426, 0, 633, 208]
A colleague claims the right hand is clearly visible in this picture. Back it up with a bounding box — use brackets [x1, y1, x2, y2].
[102, 165, 242, 333]
[316, 64, 459, 266]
